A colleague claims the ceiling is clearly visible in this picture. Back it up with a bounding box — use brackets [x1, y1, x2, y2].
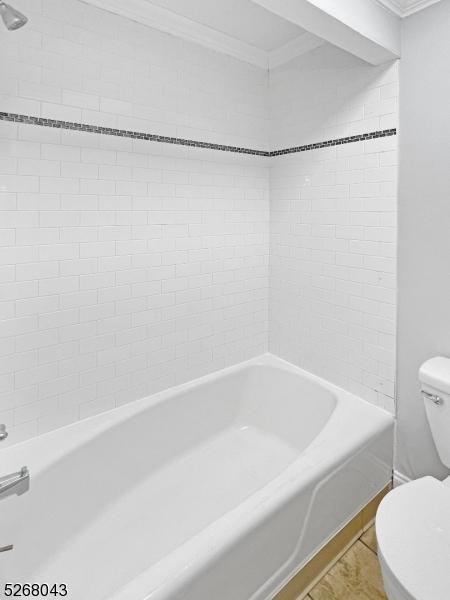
[82, 0, 322, 69]
[144, 0, 306, 52]
[82, 0, 443, 69]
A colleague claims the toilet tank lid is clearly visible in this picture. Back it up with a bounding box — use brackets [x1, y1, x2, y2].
[419, 356, 450, 394]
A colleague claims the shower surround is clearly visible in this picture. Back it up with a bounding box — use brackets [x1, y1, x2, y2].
[269, 45, 398, 413]
[0, 0, 397, 443]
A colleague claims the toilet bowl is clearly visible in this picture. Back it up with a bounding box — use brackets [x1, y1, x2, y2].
[375, 357, 450, 600]
[376, 476, 450, 600]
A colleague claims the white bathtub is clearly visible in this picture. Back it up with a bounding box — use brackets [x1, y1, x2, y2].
[0, 354, 393, 600]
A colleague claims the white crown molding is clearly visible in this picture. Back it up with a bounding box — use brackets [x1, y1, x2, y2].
[376, 0, 442, 16]
[80, 0, 268, 69]
[81, 0, 323, 70]
[401, 0, 442, 16]
[268, 32, 324, 69]
[375, 0, 403, 16]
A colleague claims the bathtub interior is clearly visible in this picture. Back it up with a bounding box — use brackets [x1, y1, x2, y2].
[0, 362, 338, 599]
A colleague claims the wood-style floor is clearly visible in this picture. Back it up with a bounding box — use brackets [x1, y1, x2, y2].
[305, 525, 388, 600]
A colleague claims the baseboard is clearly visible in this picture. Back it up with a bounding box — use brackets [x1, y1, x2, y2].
[393, 470, 411, 487]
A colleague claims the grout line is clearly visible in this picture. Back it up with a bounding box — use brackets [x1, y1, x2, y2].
[360, 540, 378, 555]
[0, 112, 396, 157]
[359, 526, 378, 556]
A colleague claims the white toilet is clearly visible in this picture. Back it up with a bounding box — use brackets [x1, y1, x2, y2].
[376, 357, 450, 600]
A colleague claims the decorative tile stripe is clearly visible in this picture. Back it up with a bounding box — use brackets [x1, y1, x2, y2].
[0, 112, 269, 156]
[0, 112, 396, 157]
[271, 128, 397, 156]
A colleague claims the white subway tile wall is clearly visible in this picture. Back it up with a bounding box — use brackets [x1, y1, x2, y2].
[269, 43, 398, 149]
[269, 46, 398, 412]
[0, 0, 270, 150]
[0, 0, 270, 443]
[0, 2, 398, 444]
[0, 129, 269, 443]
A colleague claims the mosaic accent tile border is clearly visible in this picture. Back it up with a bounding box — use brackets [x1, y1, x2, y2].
[0, 112, 396, 157]
[0, 112, 269, 156]
[272, 128, 397, 156]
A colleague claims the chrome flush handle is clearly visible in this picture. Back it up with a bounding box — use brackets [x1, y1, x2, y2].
[422, 390, 444, 405]
[0, 424, 7, 441]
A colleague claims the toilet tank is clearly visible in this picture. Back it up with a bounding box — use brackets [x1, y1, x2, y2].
[419, 357, 450, 468]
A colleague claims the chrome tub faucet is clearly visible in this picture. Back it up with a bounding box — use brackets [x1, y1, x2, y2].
[0, 426, 30, 501]
[0, 466, 30, 500]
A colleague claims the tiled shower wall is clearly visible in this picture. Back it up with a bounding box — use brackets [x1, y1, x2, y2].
[0, 0, 270, 443]
[0, 1, 398, 445]
[1, 0, 270, 149]
[269, 45, 398, 412]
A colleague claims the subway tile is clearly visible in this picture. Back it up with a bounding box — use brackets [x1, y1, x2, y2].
[0, 6, 396, 443]
[40, 176, 79, 194]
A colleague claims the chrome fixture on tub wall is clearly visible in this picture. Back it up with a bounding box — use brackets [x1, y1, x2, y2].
[0, 2, 27, 30]
[0, 424, 7, 441]
[0, 466, 30, 500]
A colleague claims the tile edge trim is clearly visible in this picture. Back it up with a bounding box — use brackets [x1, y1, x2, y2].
[0, 112, 396, 157]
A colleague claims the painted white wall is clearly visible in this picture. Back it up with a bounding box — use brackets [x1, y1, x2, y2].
[269, 44, 398, 412]
[396, 0, 450, 481]
[0, 0, 269, 444]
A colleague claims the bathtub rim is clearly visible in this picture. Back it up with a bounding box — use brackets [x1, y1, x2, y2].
[1, 352, 393, 475]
